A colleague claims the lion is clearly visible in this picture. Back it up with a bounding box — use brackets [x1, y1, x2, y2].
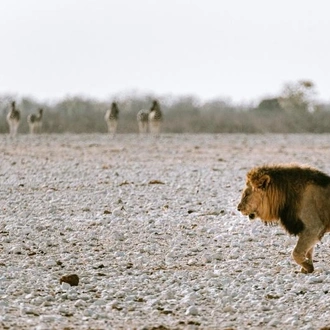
[237, 164, 330, 273]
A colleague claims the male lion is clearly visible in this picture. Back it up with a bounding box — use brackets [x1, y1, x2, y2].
[237, 164, 330, 273]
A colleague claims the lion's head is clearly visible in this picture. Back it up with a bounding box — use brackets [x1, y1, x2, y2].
[237, 171, 272, 220]
[237, 166, 286, 223]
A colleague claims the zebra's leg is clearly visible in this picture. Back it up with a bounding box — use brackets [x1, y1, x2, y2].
[109, 120, 118, 135]
[138, 121, 147, 134]
[150, 121, 161, 135]
[9, 123, 13, 137]
[154, 121, 161, 135]
[13, 122, 19, 137]
[30, 123, 35, 135]
[138, 122, 142, 134]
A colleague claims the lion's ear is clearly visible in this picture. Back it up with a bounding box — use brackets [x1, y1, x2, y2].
[255, 174, 270, 189]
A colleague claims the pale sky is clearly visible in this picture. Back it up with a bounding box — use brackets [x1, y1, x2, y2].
[1, 0, 330, 104]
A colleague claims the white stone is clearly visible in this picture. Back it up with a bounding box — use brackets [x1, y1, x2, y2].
[185, 306, 199, 315]
[74, 299, 86, 307]
[61, 282, 71, 290]
[93, 299, 107, 306]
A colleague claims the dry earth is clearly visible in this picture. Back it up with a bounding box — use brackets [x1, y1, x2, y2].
[1, 133, 330, 329]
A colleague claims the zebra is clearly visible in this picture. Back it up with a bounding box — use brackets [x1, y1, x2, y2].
[136, 109, 149, 134]
[104, 102, 119, 135]
[148, 100, 162, 135]
[6, 101, 20, 137]
[27, 108, 43, 134]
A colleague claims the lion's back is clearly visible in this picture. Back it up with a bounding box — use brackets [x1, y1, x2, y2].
[251, 164, 330, 187]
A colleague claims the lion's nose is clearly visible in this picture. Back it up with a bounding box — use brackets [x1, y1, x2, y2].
[237, 204, 241, 211]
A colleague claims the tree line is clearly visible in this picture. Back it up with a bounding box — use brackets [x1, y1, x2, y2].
[1, 80, 330, 134]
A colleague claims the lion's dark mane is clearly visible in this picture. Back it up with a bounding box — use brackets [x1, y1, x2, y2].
[254, 165, 330, 236]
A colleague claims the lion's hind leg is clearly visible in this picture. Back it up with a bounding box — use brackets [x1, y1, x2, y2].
[292, 232, 318, 273]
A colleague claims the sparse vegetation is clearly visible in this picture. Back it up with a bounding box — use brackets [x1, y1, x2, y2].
[1, 81, 330, 134]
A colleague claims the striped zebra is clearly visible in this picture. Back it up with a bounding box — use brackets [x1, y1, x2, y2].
[148, 100, 162, 135]
[6, 101, 20, 137]
[136, 109, 149, 134]
[104, 102, 119, 135]
[27, 108, 43, 134]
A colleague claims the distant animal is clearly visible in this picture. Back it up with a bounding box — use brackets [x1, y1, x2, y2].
[6, 101, 20, 137]
[27, 108, 43, 134]
[104, 102, 119, 135]
[148, 100, 162, 135]
[136, 109, 149, 134]
[237, 164, 330, 273]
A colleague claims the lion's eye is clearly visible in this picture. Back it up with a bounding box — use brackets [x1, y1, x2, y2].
[242, 191, 249, 199]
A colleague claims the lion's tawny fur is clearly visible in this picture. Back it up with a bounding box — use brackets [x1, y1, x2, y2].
[237, 164, 330, 273]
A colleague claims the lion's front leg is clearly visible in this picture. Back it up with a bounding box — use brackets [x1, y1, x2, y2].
[306, 246, 314, 261]
[299, 247, 315, 274]
[292, 233, 318, 273]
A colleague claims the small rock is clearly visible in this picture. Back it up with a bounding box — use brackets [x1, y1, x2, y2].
[113, 207, 124, 216]
[268, 318, 280, 326]
[80, 294, 91, 301]
[185, 305, 199, 315]
[60, 274, 79, 286]
[307, 276, 325, 284]
[223, 305, 235, 313]
[45, 259, 58, 267]
[93, 299, 107, 306]
[35, 325, 49, 330]
[187, 259, 196, 266]
[74, 299, 86, 307]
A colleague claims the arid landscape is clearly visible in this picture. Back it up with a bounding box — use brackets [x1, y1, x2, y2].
[1, 133, 330, 329]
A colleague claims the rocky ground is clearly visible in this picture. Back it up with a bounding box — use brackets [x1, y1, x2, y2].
[1, 133, 330, 330]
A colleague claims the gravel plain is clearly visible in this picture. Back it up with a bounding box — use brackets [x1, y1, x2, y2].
[1, 133, 330, 330]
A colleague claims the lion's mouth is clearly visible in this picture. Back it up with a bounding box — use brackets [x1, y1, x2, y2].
[248, 213, 256, 220]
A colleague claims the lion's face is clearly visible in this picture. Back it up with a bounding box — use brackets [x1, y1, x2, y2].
[237, 182, 264, 220]
[237, 173, 271, 220]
